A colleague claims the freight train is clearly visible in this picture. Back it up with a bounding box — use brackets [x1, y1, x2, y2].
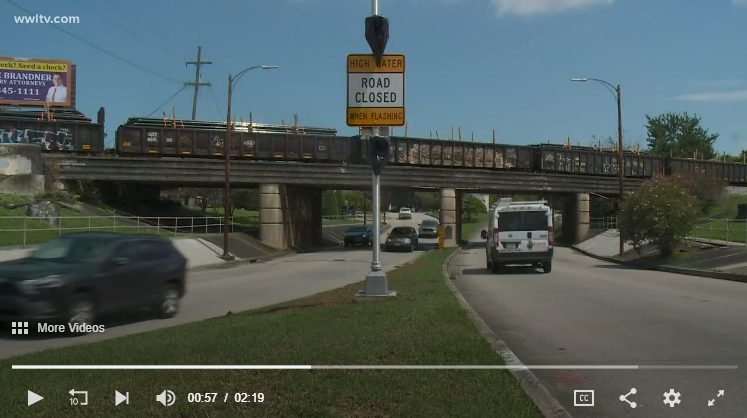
[114, 122, 747, 184]
[2, 110, 745, 184]
[0, 109, 106, 153]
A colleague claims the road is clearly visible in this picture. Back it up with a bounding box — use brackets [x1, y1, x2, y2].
[450, 234, 746, 418]
[0, 212, 437, 359]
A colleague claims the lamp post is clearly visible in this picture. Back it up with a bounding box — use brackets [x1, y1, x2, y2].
[221, 65, 279, 260]
[571, 77, 624, 256]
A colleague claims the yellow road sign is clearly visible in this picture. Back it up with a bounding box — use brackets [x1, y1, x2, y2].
[346, 54, 405, 127]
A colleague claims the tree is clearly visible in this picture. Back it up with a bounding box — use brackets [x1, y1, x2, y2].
[619, 174, 701, 258]
[462, 195, 487, 223]
[645, 112, 718, 159]
[414, 191, 439, 212]
[322, 190, 339, 216]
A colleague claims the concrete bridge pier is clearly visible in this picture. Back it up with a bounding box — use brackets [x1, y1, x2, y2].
[560, 192, 590, 244]
[440, 188, 459, 248]
[259, 184, 323, 251]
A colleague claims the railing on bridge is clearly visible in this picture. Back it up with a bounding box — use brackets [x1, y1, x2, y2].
[0, 215, 239, 249]
[589, 217, 619, 231]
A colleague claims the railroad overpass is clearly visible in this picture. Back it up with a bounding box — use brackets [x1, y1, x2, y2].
[43, 154, 645, 250]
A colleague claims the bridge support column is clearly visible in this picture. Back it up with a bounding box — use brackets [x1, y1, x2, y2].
[440, 188, 458, 248]
[259, 184, 288, 250]
[576, 193, 591, 243]
[561, 193, 590, 244]
[259, 184, 323, 251]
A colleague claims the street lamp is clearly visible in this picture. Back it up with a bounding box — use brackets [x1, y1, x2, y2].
[571, 77, 624, 256]
[221, 65, 279, 260]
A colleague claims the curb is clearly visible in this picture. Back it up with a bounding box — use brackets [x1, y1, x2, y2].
[571, 246, 747, 284]
[190, 249, 294, 272]
[442, 238, 573, 418]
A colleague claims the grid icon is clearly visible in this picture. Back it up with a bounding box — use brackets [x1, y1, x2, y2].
[12, 322, 29, 335]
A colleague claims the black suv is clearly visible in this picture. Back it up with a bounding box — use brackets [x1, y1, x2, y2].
[0, 232, 187, 331]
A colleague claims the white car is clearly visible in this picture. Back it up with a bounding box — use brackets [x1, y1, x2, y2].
[398, 207, 412, 220]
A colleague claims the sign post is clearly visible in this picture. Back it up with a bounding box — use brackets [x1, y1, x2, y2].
[438, 226, 444, 251]
[354, 0, 403, 301]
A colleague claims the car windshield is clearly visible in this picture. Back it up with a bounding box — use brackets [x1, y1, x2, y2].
[29, 235, 119, 263]
[421, 220, 438, 227]
[498, 211, 548, 232]
[400, 208, 410, 212]
[346, 226, 370, 233]
[391, 227, 411, 236]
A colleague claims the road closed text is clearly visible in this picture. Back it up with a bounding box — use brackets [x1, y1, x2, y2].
[347, 74, 404, 108]
[38, 323, 106, 333]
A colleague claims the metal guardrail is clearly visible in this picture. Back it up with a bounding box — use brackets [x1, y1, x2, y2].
[590, 217, 618, 231]
[589, 216, 747, 246]
[0, 215, 241, 248]
[692, 218, 747, 246]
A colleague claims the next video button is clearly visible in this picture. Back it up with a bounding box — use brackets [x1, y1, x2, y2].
[574, 390, 595, 406]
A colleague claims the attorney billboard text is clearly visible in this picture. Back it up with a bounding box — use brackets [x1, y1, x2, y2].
[0, 57, 73, 107]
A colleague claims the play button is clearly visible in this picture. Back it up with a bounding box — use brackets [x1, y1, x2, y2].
[28, 390, 43, 406]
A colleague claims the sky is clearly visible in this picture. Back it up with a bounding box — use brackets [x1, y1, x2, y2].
[4, 0, 747, 154]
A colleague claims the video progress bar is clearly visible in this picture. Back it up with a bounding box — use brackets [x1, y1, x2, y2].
[12, 365, 740, 370]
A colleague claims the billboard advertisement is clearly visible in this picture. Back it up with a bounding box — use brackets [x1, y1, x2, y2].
[0, 57, 73, 107]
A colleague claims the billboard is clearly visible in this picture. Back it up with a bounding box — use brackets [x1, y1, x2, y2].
[0, 57, 73, 107]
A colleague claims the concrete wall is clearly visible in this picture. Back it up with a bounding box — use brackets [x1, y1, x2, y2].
[259, 184, 322, 251]
[0, 144, 44, 196]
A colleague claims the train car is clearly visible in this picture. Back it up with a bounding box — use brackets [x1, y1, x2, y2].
[357, 135, 534, 171]
[534, 144, 665, 178]
[667, 157, 747, 184]
[0, 118, 104, 153]
[116, 125, 356, 163]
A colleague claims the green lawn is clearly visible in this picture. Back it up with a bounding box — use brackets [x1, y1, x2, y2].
[0, 194, 192, 247]
[690, 194, 747, 243]
[461, 213, 489, 242]
[2, 250, 543, 418]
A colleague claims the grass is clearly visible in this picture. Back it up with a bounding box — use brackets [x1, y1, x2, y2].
[461, 213, 489, 242]
[691, 194, 747, 243]
[204, 207, 383, 226]
[1, 250, 544, 418]
[0, 194, 192, 248]
[625, 249, 700, 266]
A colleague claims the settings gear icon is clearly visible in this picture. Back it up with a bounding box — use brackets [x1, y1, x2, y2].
[663, 389, 681, 407]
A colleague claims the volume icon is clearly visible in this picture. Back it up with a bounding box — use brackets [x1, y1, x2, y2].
[156, 390, 176, 406]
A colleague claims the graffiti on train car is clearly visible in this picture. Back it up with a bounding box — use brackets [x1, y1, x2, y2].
[0, 127, 76, 150]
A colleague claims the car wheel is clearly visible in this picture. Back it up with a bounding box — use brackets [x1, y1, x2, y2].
[543, 261, 552, 274]
[486, 257, 491, 270]
[68, 292, 96, 333]
[491, 261, 500, 274]
[409, 243, 414, 252]
[157, 283, 181, 319]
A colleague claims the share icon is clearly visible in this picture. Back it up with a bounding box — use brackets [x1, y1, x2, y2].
[620, 388, 637, 409]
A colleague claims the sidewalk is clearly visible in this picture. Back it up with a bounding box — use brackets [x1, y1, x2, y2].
[574, 230, 747, 277]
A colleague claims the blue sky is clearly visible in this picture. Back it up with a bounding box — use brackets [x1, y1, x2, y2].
[4, 0, 747, 154]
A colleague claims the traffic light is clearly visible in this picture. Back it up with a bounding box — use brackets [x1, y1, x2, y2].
[369, 135, 390, 176]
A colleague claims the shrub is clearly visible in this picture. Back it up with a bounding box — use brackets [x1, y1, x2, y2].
[619, 174, 701, 257]
[671, 172, 727, 214]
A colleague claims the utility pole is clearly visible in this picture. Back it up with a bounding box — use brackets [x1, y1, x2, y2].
[185, 46, 212, 120]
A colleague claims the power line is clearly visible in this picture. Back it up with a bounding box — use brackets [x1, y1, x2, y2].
[67, 0, 187, 62]
[208, 86, 224, 117]
[147, 86, 187, 117]
[5, 0, 181, 84]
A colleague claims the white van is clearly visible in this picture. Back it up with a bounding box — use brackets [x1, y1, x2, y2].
[480, 200, 554, 273]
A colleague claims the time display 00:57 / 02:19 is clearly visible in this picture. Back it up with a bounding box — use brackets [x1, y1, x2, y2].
[0, 88, 40, 95]
[187, 393, 265, 403]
